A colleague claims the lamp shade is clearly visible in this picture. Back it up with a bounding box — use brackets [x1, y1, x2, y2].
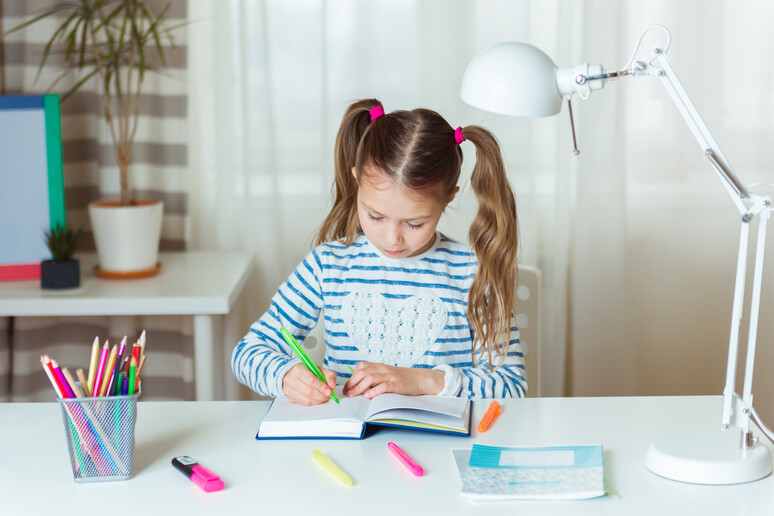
[460, 42, 562, 117]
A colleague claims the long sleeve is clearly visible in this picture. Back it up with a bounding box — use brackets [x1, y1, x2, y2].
[435, 314, 527, 398]
[231, 249, 325, 397]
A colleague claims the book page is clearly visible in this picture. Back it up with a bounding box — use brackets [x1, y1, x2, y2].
[257, 391, 372, 438]
[365, 394, 470, 419]
[362, 394, 470, 432]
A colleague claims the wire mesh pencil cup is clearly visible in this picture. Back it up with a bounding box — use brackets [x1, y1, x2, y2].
[57, 388, 140, 482]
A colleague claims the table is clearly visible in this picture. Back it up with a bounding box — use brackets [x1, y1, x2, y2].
[0, 251, 253, 401]
[2, 396, 773, 515]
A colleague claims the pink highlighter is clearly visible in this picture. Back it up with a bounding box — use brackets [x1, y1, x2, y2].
[172, 456, 225, 492]
[388, 442, 424, 477]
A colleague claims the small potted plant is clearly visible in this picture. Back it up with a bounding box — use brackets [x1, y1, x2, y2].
[41, 225, 83, 289]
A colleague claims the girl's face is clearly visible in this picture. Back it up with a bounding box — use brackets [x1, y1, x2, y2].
[354, 168, 456, 258]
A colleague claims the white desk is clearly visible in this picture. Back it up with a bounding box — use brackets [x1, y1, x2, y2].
[2, 396, 773, 515]
[0, 251, 253, 401]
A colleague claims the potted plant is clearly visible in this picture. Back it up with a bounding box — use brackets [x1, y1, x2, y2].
[5, 0, 183, 275]
[41, 224, 83, 289]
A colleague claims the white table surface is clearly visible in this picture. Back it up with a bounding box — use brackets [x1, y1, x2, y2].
[2, 396, 773, 515]
[0, 251, 253, 400]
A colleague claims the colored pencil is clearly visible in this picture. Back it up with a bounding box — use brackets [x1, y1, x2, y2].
[62, 367, 84, 398]
[41, 355, 65, 398]
[128, 358, 137, 395]
[86, 337, 100, 395]
[99, 345, 117, 397]
[76, 368, 91, 397]
[92, 340, 110, 399]
[51, 359, 76, 399]
[139, 330, 146, 365]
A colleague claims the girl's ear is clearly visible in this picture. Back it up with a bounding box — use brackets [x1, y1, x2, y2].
[446, 186, 460, 206]
[351, 166, 358, 183]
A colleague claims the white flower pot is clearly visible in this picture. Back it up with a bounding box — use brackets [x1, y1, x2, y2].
[88, 199, 163, 273]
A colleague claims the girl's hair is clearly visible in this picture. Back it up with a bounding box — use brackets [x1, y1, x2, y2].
[316, 99, 519, 369]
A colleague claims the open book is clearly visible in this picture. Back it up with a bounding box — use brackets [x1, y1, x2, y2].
[256, 393, 472, 439]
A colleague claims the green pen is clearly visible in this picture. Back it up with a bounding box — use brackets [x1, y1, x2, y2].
[280, 327, 339, 404]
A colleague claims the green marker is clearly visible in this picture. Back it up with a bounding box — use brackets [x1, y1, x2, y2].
[280, 327, 339, 404]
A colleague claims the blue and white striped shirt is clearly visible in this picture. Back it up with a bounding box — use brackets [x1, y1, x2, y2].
[231, 233, 526, 399]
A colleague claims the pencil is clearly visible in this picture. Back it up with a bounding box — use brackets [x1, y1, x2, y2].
[99, 345, 117, 397]
[62, 367, 85, 398]
[40, 355, 64, 397]
[139, 330, 146, 365]
[128, 357, 136, 395]
[86, 336, 100, 394]
[135, 354, 146, 391]
[51, 359, 75, 399]
[76, 368, 91, 397]
[92, 340, 110, 398]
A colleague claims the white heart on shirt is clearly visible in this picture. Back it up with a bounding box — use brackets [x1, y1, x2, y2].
[341, 291, 448, 368]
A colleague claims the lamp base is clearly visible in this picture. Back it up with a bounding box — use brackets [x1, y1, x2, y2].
[646, 429, 771, 484]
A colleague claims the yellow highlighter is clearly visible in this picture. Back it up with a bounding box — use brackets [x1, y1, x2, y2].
[312, 449, 354, 487]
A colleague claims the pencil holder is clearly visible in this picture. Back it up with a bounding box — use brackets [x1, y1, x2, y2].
[57, 389, 140, 483]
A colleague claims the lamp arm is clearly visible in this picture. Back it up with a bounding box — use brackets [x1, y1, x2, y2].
[643, 48, 773, 436]
[648, 50, 750, 213]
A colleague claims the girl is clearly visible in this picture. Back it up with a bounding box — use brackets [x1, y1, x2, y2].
[232, 99, 525, 405]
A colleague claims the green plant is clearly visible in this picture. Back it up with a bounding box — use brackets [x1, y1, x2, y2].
[3, 0, 183, 205]
[44, 224, 83, 262]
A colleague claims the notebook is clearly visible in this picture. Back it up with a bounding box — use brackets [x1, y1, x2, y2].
[453, 444, 606, 500]
[256, 392, 472, 439]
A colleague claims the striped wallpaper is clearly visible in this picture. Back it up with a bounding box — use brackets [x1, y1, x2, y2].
[1, 0, 193, 401]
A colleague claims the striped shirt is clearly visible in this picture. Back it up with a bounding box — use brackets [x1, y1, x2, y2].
[231, 233, 526, 399]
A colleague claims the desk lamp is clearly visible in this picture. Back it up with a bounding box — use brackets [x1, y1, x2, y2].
[460, 25, 773, 485]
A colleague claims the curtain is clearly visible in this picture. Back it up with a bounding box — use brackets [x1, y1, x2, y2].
[0, 0, 193, 401]
[188, 0, 774, 422]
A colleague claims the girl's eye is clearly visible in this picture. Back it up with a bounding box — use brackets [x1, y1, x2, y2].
[407, 222, 424, 230]
[368, 213, 382, 222]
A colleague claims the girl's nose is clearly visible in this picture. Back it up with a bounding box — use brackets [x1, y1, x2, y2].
[386, 224, 403, 246]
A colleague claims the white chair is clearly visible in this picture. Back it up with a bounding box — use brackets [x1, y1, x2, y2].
[302, 264, 542, 397]
[513, 265, 542, 398]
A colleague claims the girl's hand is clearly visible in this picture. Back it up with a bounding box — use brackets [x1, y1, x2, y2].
[282, 363, 337, 405]
[343, 362, 445, 399]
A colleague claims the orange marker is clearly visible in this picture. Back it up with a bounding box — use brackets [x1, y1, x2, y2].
[477, 400, 501, 433]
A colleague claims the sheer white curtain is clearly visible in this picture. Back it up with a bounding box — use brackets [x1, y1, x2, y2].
[187, 0, 774, 415]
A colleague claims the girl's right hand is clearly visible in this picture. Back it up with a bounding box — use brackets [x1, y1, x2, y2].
[282, 363, 337, 405]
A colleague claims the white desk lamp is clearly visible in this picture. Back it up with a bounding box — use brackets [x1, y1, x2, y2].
[460, 25, 773, 485]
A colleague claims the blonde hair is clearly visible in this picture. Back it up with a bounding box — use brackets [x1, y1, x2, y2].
[316, 99, 518, 369]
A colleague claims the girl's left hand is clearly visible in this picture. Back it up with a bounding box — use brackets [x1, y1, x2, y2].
[343, 362, 445, 399]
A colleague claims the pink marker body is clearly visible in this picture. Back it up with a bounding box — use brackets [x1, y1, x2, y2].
[388, 442, 424, 477]
[172, 456, 224, 492]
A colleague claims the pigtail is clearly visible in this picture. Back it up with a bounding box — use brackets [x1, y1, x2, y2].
[463, 126, 519, 370]
[316, 99, 383, 245]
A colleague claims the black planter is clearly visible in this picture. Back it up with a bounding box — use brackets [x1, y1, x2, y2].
[41, 259, 80, 289]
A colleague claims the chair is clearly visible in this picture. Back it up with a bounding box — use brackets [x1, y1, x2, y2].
[302, 264, 542, 397]
[513, 265, 542, 398]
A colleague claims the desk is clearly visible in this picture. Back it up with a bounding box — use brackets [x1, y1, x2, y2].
[0, 251, 253, 401]
[2, 396, 773, 515]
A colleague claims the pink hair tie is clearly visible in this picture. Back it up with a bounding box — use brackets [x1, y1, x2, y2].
[454, 126, 466, 145]
[370, 106, 385, 121]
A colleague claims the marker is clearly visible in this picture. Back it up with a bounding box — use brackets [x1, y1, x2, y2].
[280, 327, 339, 404]
[312, 449, 353, 487]
[477, 400, 501, 433]
[172, 456, 224, 492]
[388, 442, 424, 477]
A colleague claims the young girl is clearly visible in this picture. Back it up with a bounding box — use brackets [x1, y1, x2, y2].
[232, 99, 525, 405]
